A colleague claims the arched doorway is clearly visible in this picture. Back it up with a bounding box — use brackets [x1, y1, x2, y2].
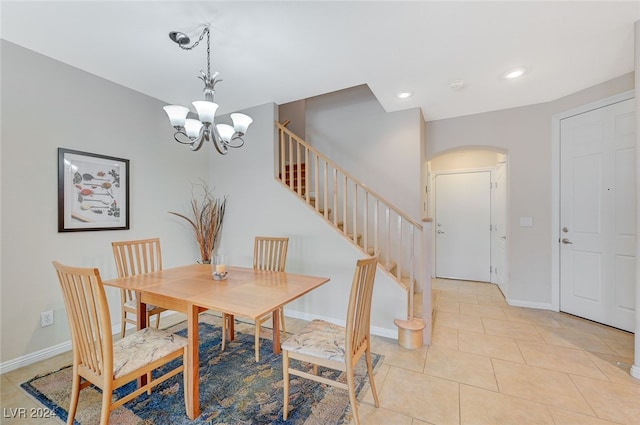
[427, 148, 508, 295]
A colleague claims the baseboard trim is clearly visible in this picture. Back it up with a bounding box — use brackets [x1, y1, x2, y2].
[0, 311, 179, 375]
[631, 365, 640, 380]
[0, 340, 72, 375]
[505, 297, 554, 311]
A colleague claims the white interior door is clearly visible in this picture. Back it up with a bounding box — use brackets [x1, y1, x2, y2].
[435, 171, 491, 281]
[493, 162, 508, 294]
[560, 98, 636, 332]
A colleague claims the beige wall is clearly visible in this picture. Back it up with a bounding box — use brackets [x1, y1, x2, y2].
[430, 149, 504, 172]
[305, 85, 423, 221]
[426, 73, 634, 306]
[0, 41, 209, 365]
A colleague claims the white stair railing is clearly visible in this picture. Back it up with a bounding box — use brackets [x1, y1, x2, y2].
[277, 122, 426, 322]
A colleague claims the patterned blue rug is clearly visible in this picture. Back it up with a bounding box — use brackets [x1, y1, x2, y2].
[21, 318, 382, 424]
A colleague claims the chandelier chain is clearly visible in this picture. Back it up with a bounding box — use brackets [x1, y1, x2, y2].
[178, 26, 209, 51]
[179, 26, 211, 79]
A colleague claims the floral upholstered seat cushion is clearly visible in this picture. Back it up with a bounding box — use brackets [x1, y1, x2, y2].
[281, 319, 346, 362]
[113, 327, 187, 379]
[124, 299, 160, 312]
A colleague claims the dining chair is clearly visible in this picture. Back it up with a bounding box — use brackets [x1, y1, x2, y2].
[281, 255, 380, 425]
[111, 238, 167, 337]
[222, 236, 289, 361]
[52, 261, 188, 425]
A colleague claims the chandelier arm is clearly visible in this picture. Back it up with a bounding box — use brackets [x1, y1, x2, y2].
[226, 136, 245, 149]
[211, 136, 229, 155]
[173, 131, 205, 151]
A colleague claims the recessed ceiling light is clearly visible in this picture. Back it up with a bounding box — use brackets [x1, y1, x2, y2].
[504, 68, 526, 79]
[397, 91, 413, 99]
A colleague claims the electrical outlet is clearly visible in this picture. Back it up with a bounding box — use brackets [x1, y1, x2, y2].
[41, 310, 54, 327]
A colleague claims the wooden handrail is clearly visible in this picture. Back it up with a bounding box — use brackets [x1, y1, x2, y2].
[277, 123, 423, 230]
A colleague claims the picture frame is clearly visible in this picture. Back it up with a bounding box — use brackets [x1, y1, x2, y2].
[58, 148, 130, 232]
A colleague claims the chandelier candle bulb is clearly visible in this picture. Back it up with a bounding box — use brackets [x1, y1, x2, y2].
[193, 101, 218, 124]
[216, 124, 235, 143]
[185, 119, 204, 139]
[230, 113, 253, 134]
[163, 105, 189, 128]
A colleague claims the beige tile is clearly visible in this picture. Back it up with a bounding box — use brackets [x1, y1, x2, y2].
[432, 279, 460, 292]
[424, 346, 498, 391]
[584, 352, 640, 386]
[345, 403, 414, 425]
[571, 375, 640, 424]
[595, 332, 635, 359]
[460, 384, 554, 425]
[459, 303, 507, 320]
[476, 294, 509, 307]
[482, 317, 545, 343]
[535, 325, 617, 355]
[434, 311, 484, 332]
[0, 385, 45, 424]
[492, 359, 593, 414]
[378, 366, 459, 425]
[502, 307, 563, 328]
[411, 419, 435, 425]
[438, 291, 479, 305]
[431, 326, 459, 350]
[556, 314, 628, 336]
[516, 341, 608, 380]
[371, 336, 428, 372]
[456, 281, 502, 296]
[434, 298, 460, 314]
[458, 330, 524, 363]
[548, 407, 624, 425]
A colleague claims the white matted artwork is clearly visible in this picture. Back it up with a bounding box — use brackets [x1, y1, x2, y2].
[57, 148, 129, 232]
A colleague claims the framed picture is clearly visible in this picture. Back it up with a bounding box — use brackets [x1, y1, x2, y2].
[58, 148, 130, 232]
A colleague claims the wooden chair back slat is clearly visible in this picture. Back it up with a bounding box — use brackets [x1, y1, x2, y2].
[111, 238, 165, 337]
[253, 236, 289, 272]
[53, 262, 113, 380]
[345, 256, 378, 366]
[112, 238, 162, 278]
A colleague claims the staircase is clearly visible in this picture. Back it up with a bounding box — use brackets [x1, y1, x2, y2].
[276, 122, 429, 347]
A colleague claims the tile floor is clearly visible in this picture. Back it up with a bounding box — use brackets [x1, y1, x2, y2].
[1, 278, 638, 424]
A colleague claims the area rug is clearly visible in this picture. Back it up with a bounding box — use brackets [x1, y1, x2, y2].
[21, 316, 382, 424]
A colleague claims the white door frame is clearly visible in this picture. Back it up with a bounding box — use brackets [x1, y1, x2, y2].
[431, 167, 495, 281]
[550, 90, 635, 312]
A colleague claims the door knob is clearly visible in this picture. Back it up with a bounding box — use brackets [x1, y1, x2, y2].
[437, 230, 445, 234]
[561, 238, 573, 244]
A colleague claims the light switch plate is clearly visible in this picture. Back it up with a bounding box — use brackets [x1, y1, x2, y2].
[520, 217, 533, 227]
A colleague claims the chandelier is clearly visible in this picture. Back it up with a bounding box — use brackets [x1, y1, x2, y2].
[163, 25, 252, 153]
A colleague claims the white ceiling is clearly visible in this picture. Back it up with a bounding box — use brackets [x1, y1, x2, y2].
[1, 1, 639, 121]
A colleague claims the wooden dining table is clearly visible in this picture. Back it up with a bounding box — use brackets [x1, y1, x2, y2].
[103, 263, 330, 420]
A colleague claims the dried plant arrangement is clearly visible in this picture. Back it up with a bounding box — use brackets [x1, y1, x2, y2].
[169, 181, 226, 263]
